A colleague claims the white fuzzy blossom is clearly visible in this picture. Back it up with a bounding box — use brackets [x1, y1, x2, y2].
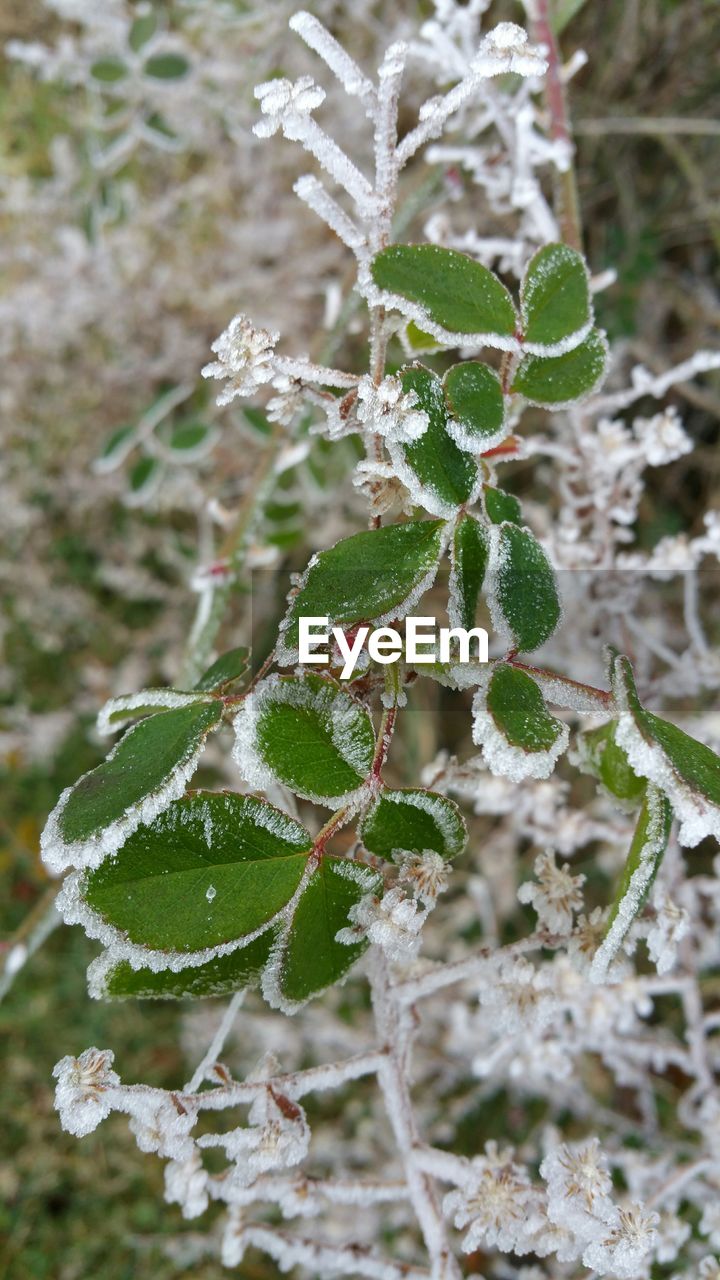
[202, 313, 278, 405]
[355, 374, 429, 444]
[444, 1142, 540, 1254]
[518, 850, 586, 932]
[397, 849, 451, 907]
[582, 1203, 659, 1278]
[253, 75, 326, 139]
[53, 1047, 120, 1137]
[634, 406, 692, 467]
[646, 888, 690, 975]
[164, 1152, 210, 1220]
[336, 886, 427, 961]
[199, 1085, 310, 1185]
[540, 1139, 614, 1240]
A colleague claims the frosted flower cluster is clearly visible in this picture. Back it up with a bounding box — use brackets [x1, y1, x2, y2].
[355, 374, 429, 445]
[518, 849, 586, 932]
[202, 313, 279, 406]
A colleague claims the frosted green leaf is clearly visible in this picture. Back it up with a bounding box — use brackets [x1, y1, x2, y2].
[97, 689, 216, 735]
[144, 53, 190, 79]
[443, 361, 507, 452]
[360, 789, 466, 861]
[169, 422, 218, 459]
[370, 244, 517, 344]
[129, 10, 157, 50]
[81, 793, 312, 952]
[521, 243, 591, 348]
[94, 424, 137, 474]
[449, 514, 488, 631]
[393, 365, 478, 516]
[577, 720, 646, 807]
[96, 930, 275, 1001]
[127, 455, 161, 504]
[483, 485, 522, 525]
[487, 523, 561, 652]
[195, 646, 251, 693]
[41, 702, 223, 874]
[472, 664, 569, 781]
[234, 674, 375, 806]
[278, 520, 445, 661]
[612, 653, 720, 847]
[403, 320, 441, 353]
[591, 785, 673, 982]
[512, 330, 608, 406]
[273, 859, 382, 1008]
[91, 58, 128, 83]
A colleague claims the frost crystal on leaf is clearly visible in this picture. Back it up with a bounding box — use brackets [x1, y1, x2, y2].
[53, 1047, 120, 1137]
[201, 313, 278, 406]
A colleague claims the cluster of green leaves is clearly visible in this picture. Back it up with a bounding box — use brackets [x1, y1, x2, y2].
[372, 241, 608, 407]
[45, 234, 720, 1007]
[94, 387, 218, 507]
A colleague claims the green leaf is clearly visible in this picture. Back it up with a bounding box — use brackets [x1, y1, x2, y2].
[235, 674, 376, 806]
[370, 244, 517, 343]
[278, 520, 445, 661]
[360, 789, 466, 861]
[393, 365, 478, 516]
[97, 690, 216, 734]
[483, 485, 522, 525]
[195, 647, 251, 693]
[472, 664, 568, 781]
[41, 702, 223, 873]
[553, 0, 590, 34]
[169, 422, 217, 458]
[449, 514, 488, 630]
[129, 10, 158, 51]
[577, 720, 646, 807]
[488, 523, 561, 652]
[96, 930, 275, 1001]
[90, 58, 129, 83]
[521, 243, 591, 348]
[512, 330, 608, 406]
[274, 859, 381, 1007]
[612, 653, 720, 846]
[94, 424, 137, 473]
[403, 320, 441, 353]
[443, 361, 507, 451]
[143, 53, 190, 80]
[126, 455, 161, 505]
[591, 786, 673, 981]
[81, 793, 313, 952]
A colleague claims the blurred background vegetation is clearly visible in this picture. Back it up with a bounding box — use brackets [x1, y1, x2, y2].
[1, 0, 718, 1275]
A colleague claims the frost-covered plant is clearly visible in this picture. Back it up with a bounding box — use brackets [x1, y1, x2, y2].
[31, 5, 720, 1279]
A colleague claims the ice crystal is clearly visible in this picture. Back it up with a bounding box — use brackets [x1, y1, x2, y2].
[201, 313, 278, 406]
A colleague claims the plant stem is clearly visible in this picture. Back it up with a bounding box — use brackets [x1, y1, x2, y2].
[534, 0, 583, 251]
[369, 949, 460, 1280]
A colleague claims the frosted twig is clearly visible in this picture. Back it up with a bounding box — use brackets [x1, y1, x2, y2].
[294, 175, 367, 255]
[229, 1225, 429, 1279]
[590, 351, 720, 416]
[370, 950, 461, 1280]
[185, 990, 245, 1093]
[289, 12, 378, 116]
